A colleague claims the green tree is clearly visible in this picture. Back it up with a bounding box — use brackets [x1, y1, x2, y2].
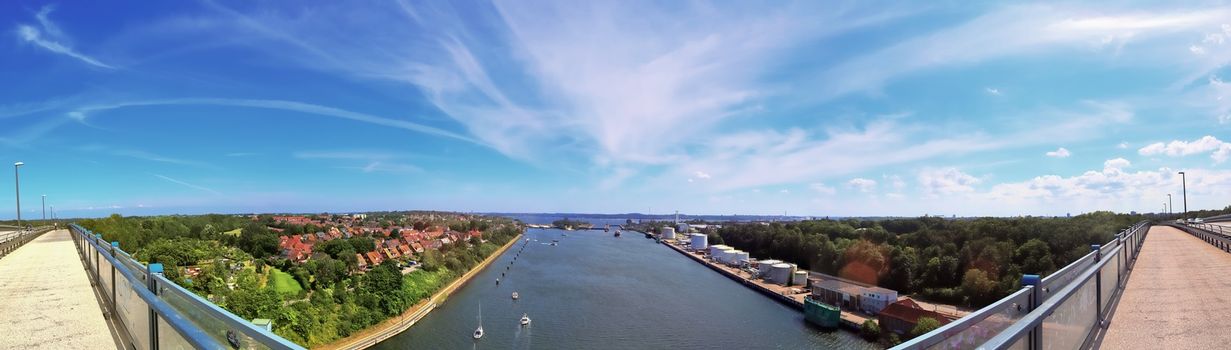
[960, 268, 998, 305]
[1015, 239, 1055, 274]
[911, 317, 942, 338]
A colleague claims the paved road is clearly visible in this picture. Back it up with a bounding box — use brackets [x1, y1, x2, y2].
[0, 229, 117, 349]
[1101, 225, 1231, 349]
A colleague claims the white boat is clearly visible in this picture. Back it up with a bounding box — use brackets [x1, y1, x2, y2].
[520, 313, 531, 326]
[512, 292, 519, 300]
[473, 304, 484, 339]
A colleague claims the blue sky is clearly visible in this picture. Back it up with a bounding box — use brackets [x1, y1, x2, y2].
[3, 1, 1231, 218]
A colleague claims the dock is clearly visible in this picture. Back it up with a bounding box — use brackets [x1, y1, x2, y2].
[660, 240, 869, 331]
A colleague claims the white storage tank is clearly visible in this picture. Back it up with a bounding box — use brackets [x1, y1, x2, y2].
[769, 263, 793, 285]
[661, 226, 676, 239]
[721, 249, 739, 264]
[792, 270, 808, 286]
[709, 244, 731, 258]
[729, 251, 750, 266]
[677, 223, 690, 234]
[690, 233, 708, 251]
[757, 259, 782, 276]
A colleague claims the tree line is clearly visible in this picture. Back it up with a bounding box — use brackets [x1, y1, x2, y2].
[715, 211, 1147, 306]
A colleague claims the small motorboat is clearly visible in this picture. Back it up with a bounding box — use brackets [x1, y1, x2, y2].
[474, 304, 485, 339]
[512, 292, 519, 300]
[520, 313, 531, 326]
[614, 230, 621, 237]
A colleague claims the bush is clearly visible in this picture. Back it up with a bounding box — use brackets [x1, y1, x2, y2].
[860, 319, 881, 340]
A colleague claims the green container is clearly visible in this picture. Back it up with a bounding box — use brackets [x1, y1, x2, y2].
[804, 297, 840, 329]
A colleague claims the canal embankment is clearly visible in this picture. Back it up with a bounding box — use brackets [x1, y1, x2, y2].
[317, 232, 524, 350]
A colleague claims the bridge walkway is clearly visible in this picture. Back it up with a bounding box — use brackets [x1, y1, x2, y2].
[1100, 225, 1231, 349]
[0, 229, 118, 350]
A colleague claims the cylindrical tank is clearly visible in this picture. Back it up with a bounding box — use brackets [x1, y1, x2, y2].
[676, 223, 689, 234]
[721, 249, 738, 264]
[709, 245, 730, 258]
[690, 233, 708, 251]
[729, 251, 750, 266]
[792, 270, 808, 286]
[758, 259, 782, 276]
[661, 226, 676, 239]
[769, 263, 793, 285]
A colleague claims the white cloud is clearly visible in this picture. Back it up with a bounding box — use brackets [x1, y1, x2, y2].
[1190, 44, 1207, 55]
[1046, 147, 1072, 158]
[985, 87, 1002, 95]
[1104, 157, 1132, 170]
[1138, 135, 1231, 163]
[1117, 142, 1130, 149]
[918, 168, 982, 196]
[15, 6, 115, 69]
[779, 189, 790, 194]
[694, 171, 712, 179]
[848, 178, 878, 193]
[809, 183, 836, 195]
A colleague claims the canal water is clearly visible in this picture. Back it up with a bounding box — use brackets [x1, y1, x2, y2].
[373, 228, 878, 349]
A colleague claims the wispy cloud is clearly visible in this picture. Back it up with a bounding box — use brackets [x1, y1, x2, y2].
[1046, 147, 1072, 158]
[16, 5, 115, 69]
[79, 145, 214, 168]
[225, 152, 258, 157]
[295, 150, 423, 174]
[985, 87, 1002, 96]
[65, 98, 479, 145]
[153, 174, 222, 195]
[813, 5, 1231, 100]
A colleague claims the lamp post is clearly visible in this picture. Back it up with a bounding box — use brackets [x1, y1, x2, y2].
[14, 162, 23, 228]
[1178, 171, 1188, 218]
[1167, 194, 1173, 215]
[42, 195, 46, 221]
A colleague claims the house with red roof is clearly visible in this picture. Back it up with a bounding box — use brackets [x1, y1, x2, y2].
[365, 251, 383, 266]
[877, 299, 956, 336]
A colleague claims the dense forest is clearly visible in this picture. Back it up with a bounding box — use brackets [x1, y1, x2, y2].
[77, 213, 521, 347]
[714, 211, 1156, 306]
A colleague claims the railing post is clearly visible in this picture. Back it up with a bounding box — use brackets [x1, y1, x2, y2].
[149, 263, 163, 350]
[110, 241, 119, 310]
[1092, 244, 1104, 327]
[1022, 274, 1042, 350]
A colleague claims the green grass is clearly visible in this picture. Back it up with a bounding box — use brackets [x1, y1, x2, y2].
[222, 228, 242, 236]
[268, 267, 303, 295]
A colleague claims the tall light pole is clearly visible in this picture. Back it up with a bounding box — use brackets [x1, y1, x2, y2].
[14, 162, 23, 228]
[1167, 194, 1173, 215]
[1178, 171, 1188, 218]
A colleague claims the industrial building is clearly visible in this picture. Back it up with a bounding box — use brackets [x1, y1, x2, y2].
[690, 233, 708, 251]
[809, 273, 899, 315]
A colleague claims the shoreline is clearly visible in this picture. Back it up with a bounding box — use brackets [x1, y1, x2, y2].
[316, 232, 524, 350]
[660, 239, 866, 332]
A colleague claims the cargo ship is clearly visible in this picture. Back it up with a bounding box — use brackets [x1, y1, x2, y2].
[804, 297, 840, 329]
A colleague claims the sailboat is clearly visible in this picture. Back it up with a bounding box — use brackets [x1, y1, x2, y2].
[473, 303, 484, 339]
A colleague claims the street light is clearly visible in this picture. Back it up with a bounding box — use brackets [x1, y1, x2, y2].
[1167, 194, 1173, 215]
[14, 162, 22, 228]
[1178, 171, 1188, 218]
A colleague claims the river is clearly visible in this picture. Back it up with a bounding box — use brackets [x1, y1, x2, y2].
[373, 228, 878, 349]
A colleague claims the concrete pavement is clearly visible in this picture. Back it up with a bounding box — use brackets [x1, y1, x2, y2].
[1101, 225, 1231, 349]
[0, 229, 117, 350]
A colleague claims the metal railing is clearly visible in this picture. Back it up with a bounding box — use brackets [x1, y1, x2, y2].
[0, 225, 55, 258]
[70, 224, 306, 350]
[893, 220, 1151, 350]
[1176, 222, 1231, 252]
